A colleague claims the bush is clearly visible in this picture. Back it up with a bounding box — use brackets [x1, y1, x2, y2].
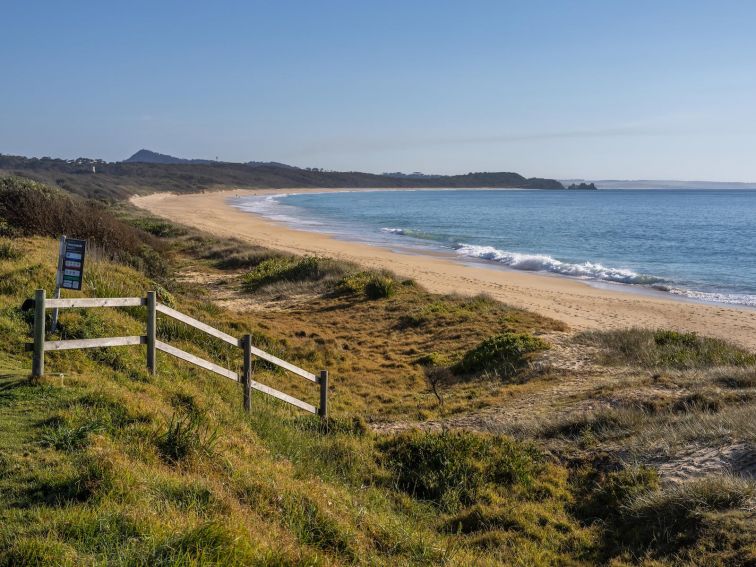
[364, 275, 395, 299]
[414, 352, 450, 367]
[338, 271, 372, 294]
[453, 331, 549, 378]
[579, 328, 756, 369]
[379, 431, 539, 511]
[0, 176, 166, 276]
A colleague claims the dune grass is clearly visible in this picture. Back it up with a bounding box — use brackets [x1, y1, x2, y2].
[578, 328, 756, 369]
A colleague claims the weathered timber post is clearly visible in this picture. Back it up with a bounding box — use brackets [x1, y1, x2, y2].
[50, 235, 66, 333]
[318, 370, 329, 419]
[242, 334, 252, 413]
[32, 289, 46, 378]
[146, 291, 156, 374]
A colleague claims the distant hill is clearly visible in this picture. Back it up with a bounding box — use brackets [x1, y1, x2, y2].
[123, 149, 215, 165]
[0, 152, 564, 200]
[124, 149, 299, 170]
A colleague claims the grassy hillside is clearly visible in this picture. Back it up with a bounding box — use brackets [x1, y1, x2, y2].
[0, 178, 753, 565]
[0, 153, 563, 201]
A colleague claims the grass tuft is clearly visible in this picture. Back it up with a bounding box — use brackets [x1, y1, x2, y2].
[155, 410, 219, 464]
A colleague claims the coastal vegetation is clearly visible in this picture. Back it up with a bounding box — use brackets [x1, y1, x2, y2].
[0, 152, 564, 201]
[0, 176, 753, 565]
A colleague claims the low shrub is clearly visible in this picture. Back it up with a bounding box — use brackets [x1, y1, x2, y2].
[339, 271, 396, 299]
[338, 271, 372, 294]
[129, 217, 187, 238]
[0, 176, 167, 277]
[414, 352, 451, 367]
[453, 331, 549, 378]
[364, 275, 395, 299]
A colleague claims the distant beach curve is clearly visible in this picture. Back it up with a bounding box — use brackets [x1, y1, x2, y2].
[133, 189, 756, 350]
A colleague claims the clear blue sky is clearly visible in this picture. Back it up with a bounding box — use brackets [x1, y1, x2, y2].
[2, 0, 755, 180]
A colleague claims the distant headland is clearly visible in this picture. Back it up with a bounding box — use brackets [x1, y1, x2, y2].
[0, 150, 572, 199]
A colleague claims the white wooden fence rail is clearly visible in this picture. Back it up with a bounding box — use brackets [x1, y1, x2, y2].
[28, 289, 328, 417]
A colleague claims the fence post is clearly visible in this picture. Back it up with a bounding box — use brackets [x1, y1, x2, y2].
[146, 291, 156, 374]
[319, 370, 328, 419]
[242, 334, 252, 413]
[32, 289, 46, 378]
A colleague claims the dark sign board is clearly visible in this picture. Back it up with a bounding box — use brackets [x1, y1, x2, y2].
[59, 238, 86, 290]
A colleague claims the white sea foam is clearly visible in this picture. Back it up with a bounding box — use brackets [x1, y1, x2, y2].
[667, 288, 756, 307]
[381, 227, 406, 235]
[454, 243, 662, 285]
[231, 195, 322, 226]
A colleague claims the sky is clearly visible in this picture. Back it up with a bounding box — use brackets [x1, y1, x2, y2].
[1, 0, 755, 180]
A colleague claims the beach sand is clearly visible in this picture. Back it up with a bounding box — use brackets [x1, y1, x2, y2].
[132, 189, 756, 350]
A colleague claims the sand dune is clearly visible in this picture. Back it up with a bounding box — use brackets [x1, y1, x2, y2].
[133, 189, 756, 350]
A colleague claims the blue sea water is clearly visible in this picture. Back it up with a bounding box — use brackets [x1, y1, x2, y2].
[232, 189, 756, 307]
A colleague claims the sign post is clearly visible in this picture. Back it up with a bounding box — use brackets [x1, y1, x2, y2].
[50, 236, 86, 332]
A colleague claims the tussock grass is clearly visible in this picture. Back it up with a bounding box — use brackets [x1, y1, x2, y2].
[243, 255, 354, 294]
[615, 476, 755, 560]
[578, 328, 756, 369]
[0, 239, 21, 260]
[155, 410, 220, 464]
[715, 367, 756, 389]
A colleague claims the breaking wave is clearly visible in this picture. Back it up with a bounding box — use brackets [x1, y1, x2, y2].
[454, 243, 663, 285]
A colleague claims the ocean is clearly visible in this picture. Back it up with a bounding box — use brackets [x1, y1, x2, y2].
[231, 188, 756, 308]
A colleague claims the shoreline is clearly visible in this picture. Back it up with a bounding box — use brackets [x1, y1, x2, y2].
[132, 188, 756, 350]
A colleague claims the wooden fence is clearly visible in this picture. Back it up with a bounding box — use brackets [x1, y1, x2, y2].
[28, 289, 328, 417]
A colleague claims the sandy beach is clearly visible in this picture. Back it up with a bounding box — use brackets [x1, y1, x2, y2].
[133, 189, 756, 350]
